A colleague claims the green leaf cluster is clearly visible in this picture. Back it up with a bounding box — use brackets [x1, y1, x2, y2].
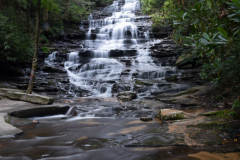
[142, 0, 240, 83]
[0, 14, 33, 61]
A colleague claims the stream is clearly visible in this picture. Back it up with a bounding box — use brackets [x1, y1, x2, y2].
[0, 0, 240, 159]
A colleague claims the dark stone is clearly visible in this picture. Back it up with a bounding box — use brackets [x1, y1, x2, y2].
[140, 117, 153, 121]
[9, 106, 70, 118]
[42, 65, 67, 73]
[166, 75, 178, 82]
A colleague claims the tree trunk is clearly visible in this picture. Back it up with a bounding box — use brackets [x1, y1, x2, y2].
[27, 0, 30, 32]
[65, 0, 70, 20]
[43, 6, 48, 22]
[26, 0, 41, 94]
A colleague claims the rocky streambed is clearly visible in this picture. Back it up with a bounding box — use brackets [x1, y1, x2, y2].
[0, 0, 240, 159]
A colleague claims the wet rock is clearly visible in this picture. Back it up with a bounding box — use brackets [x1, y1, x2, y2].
[42, 65, 67, 73]
[117, 91, 137, 101]
[140, 117, 153, 121]
[180, 64, 192, 69]
[112, 83, 131, 94]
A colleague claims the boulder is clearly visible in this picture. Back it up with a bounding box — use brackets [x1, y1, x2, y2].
[176, 54, 192, 67]
[156, 109, 186, 120]
[5, 92, 54, 105]
[117, 91, 137, 101]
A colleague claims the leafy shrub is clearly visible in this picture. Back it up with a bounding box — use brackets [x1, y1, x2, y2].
[41, 47, 50, 54]
[0, 14, 33, 61]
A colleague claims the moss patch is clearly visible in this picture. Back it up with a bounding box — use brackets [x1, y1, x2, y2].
[189, 121, 237, 131]
[199, 110, 231, 120]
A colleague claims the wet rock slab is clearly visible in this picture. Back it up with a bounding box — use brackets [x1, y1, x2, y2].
[0, 113, 23, 136]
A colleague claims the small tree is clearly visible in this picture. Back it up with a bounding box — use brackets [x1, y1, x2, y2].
[26, 0, 41, 94]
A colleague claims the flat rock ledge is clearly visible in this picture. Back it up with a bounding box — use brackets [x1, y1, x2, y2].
[0, 113, 23, 136]
[0, 88, 54, 105]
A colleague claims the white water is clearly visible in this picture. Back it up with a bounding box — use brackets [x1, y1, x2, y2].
[45, 0, 177, 97]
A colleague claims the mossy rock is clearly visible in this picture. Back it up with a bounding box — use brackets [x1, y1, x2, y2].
[176, 54, 192, 66]
[166, 75, 178, 82]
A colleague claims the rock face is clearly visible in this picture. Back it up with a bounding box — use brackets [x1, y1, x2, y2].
[152, 25, 174, 38]
[149, 39, 180, 57]
[117, 91, 137, 101]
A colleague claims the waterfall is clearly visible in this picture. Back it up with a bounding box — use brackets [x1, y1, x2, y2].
[45, 0, 177, 98]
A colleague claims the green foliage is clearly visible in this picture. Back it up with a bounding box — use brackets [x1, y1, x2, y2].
[141, 0, 173, 26]
[141, 0, 240, 83]
[0, 14, 33, 61]
[229, 99, 240, 119]
[41, 47, 50, 53]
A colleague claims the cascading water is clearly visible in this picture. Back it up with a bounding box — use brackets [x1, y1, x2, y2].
[46, 0, 178, 98]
